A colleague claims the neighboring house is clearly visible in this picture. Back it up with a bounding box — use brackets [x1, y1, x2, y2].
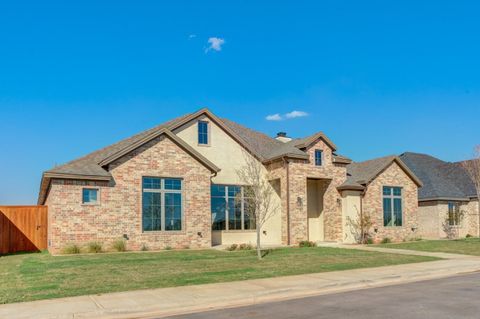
[400, 152, 479, 238]
[339, 156, 423, 242]
[38, 108, 470, 253]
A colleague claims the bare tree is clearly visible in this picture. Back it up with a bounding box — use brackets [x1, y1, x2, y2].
[236, 151, 279, 260]
[346, 207, 373, 244]
[461, 145, 480, 237]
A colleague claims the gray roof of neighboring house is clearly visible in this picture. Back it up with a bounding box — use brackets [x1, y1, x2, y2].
[339, 155, 423, 191]
[399, 152, 477, 201]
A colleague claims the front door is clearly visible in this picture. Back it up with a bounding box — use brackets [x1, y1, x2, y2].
[307, 179, 326, 242]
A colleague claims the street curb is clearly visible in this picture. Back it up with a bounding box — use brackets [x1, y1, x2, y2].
[78, 268, 480, 319]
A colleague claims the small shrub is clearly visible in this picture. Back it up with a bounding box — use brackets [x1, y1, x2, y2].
[183, 245, 190, 249]
[226, 244, 238, 251]
[140, 244, 149, 251]
[299, 240, 317, 248]
[238, 243, 253, 250]
[87, 241, 103, 253]
[112, 239, 127, 252]
[365, 238, 374, 245]
[381, 237, 392, 244]
[63, 244, 81, 254]
[466, 234, 473, 238]
[165, 246, 172, 250]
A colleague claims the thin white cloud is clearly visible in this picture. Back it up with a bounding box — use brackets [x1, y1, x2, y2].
[205, 37, 225, 53]
[266, 113, 283, 121]
[285, 110, 308, 119]
[188, 34, 197, 39]
[265, 110, 309, 121]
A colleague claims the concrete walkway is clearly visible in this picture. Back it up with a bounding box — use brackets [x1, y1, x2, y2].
[1, 247, 480, 319]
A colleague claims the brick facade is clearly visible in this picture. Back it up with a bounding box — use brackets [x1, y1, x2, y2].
[361, 162, 419, 242]
[46, 135, 212, 254]
[267, 139, 348, 245]
[418, 199, 479, 239]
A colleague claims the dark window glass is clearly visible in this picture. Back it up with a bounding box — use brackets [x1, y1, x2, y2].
[211, 185, 257, 231]
[448, 202, 460, 226]
[393, 187, 402, 196]
[142, 192, 162, 231]
[198, 121, 209, 145]
[314, 150, 323, 166]
[211, 196, 226, 230]
[165, 193, 182, 230]
[383, 187, 392, 196]
[383, 198, 392, 226]
[142, 177, 182, 232]
[393, 198, 402, 226]
[143, 177, 161, 189]
[383, 186, 402, 227]
[165, 178, 182, 190]
[82, 188, 98, 204]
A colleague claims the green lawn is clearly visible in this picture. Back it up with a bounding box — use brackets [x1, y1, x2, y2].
[377, 238, 480, 256]
[0, 247, 438, 304]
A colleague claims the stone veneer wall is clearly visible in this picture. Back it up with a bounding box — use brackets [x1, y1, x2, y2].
[46, 135, 212, 254]
[418, 199, 479, 239]
[267, 139, 347, 244]
[362, 162, 419, 242]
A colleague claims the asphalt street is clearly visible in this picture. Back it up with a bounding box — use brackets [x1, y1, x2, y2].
[165, 272, 480, 319]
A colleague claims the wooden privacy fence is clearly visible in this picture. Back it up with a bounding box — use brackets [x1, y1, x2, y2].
[0, 206, 48, 254]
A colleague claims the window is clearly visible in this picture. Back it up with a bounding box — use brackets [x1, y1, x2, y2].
[383, 186, 402, 226]
[198, 121, 209, 145]
[82, 188, 98, 204]
[314, 149, 323, 166]
[142, 177, 182, 232]
[211, 184, 256, 231]
[448, 202, 461, 226]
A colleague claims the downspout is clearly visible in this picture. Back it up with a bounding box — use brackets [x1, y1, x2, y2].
[283, 157, 291, 246]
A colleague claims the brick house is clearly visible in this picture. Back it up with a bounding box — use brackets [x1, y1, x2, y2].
[400, 152, 479, 238]
[39, 108, 461, 253]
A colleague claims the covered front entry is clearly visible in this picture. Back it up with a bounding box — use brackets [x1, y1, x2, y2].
[307, 178, 330, 242]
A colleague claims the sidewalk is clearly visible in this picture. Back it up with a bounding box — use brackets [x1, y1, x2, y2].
[1, 247, 479, 319]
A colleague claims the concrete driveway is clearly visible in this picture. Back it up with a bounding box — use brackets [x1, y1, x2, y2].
[167, 272, 480, 319]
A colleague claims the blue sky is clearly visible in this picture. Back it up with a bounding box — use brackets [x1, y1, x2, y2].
[1, 1, 479, 204]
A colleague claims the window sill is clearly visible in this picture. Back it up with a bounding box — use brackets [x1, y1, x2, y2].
[81, 203, 100, 207]
[142, 230, 185, 234]
[198, 143, 211, 147]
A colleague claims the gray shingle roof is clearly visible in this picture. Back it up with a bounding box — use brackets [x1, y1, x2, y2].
[219, 118, 308, 161]
[44, 109, 350, 181]
[399, 152, 476, 201]
[339, 155, 422, 190]
[45, 112, 194, 178]
[347, 155, 397, 184]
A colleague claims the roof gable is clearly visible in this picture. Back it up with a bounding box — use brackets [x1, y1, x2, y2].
[340, 155, 423, 191]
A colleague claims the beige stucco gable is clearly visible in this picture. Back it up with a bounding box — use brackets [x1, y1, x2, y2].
[174, 114, 283, 245]
[174, 114, 259, 185]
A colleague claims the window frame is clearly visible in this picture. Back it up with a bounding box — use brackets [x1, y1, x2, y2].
[211, 184, 256, 232]
[448, 202, 461, 226]
[142, 177, 184, 233]
[382, 186, 403, 227]
[314, 149, 323, 166]
[82, 188, 99, 205]
[198, 120, 210, 146]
